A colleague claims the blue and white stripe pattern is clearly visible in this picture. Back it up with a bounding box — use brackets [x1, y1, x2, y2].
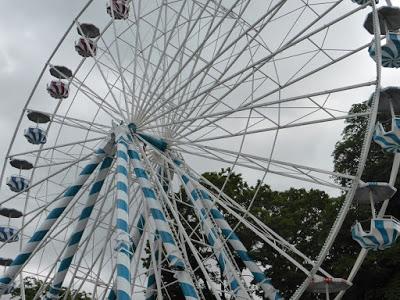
[128, 147, 185, 271]
[128, 143, 199, 300]
[24, 127, 47, 145]
[175, 159, 282, 300]
[352, 217, 400, 250]
[196, 192, 282, 299]
[107, 289, 117, 300]
[373, 118, 400, 153]
[108, 212, 146, 300]
[0, 227, 19, 243]
[114, 129, 133, 300]
[6, 175, 29, 192]
[174, 271, 200, 300]
[187, 181, 250, 298]
[0, 143, 111, 295]
[369, 33, 400, 68]
[107, 214, 146, 300]
[145, 235, 161, 300]
[45, 155, 114, 299]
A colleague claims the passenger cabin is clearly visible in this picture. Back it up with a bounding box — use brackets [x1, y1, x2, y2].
[107, 0, 129, 20]
[352, 217, 400, 250]
[373, 118, 400, 152]
[24, 127, 47, 145]
[6, 175, 29, 193]
[0, 226, 19, 243]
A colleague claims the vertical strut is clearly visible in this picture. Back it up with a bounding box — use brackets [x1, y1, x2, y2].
[114, 126, 133, 300]
[127, 139, 199, 300]
[180, 171, 251, 299]
[45, 152, 115, 299]
[128, 147, 185, 270]
[0, 140, 113, 295]
[173, 156, 282, 300]
[107, 211, 146, 300]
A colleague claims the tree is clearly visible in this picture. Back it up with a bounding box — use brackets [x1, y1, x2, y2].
[331, 102, 400, 299]
[141, 169, 349, 299]
[11, 277, 92, 300]
[147, 102, 400, 299]
[203, 170, 343, 299]
[333, 102, 395, 187]
[10, 101, 399, 299]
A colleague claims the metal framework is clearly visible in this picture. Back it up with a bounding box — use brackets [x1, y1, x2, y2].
[1, 0, 398, 299]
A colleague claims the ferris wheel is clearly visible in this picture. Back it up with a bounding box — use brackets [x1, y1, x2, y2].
[1, 0, 400, 299]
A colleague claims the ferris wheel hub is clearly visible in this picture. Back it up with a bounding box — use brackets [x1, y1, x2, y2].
[110, 121, 169, 152]
[3, 1, 396, 299]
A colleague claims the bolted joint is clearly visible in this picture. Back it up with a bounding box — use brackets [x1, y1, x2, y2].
[114, 239, 134, 259]
[128, 122, 137, 133]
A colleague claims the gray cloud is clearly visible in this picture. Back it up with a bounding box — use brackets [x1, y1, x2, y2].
[1, 0, 400, 298]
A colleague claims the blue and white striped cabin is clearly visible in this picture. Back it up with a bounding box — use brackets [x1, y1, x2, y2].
[0, 226, 19, 243]
[369, 33, 400, 68]
[352, 217, 400, 251]
[24, 127, 47, 145]
[6, 175, 29, 192]
[373, 118, 400, 153]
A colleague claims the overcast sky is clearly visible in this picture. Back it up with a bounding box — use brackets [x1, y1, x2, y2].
[0, 2, 86, 163]
[1, 0, 400, 192]
[2, 1, 400, 298]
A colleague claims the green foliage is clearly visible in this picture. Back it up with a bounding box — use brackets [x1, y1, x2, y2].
[331, 102, 400, 299]
[13, 102, 399, 299]
[144, 101, 400, 299]
[141, 169, 350, 299]
[333, 102, 394, 186]
[11, 277, 91, 300]
[202, 170, 342, 298]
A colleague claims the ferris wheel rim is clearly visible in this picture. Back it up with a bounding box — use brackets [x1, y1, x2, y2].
[0, 0, 389, 299]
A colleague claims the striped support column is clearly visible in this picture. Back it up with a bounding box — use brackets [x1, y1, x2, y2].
[114, 132, 132, 300]
[127, 144, 199, 300]
[177, 163, 282, 300]
[181, 175, 250, 299]
[0, 144, 111, 295]
[145, 235, 161, 300]
[45, 154, 114, 299]
[128, 147, 184, 270]
[206, 203, 282, 300]
[107, 213, 146, 300]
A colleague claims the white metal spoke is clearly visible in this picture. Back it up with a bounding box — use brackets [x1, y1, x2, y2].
[3, 1, 386, 299]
